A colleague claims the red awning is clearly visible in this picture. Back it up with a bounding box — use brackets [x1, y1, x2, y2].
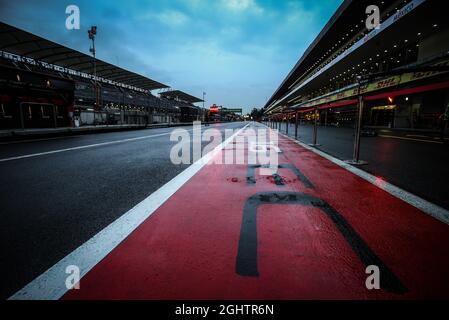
[299, 108, 315, 113]
[319, 99, 358, 110]
[293, 80, 449, 114]
[364, 80, 449, 101]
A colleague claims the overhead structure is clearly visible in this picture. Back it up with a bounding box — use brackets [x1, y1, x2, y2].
[0, 21, 169, 91]
[263, 0, 449, 164]
[263, 0, 449, 114]
[159, 90, 203, 104]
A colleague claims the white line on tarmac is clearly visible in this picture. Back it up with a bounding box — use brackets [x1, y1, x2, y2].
[0, 132, 178, 163]
[0, 124, 223, 163]
[0, 123, 242, 163]
[0, 136, 79, 145]
[379, 134, 443, 144]
[9, 123, 251, 300]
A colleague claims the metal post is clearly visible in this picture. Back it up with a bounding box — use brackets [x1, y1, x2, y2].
[309, 108, 320, 146]
[295, 111, 299, 139]
[88, 26, 98, 124]
[53, 104, 57, 128]
[353, 96, 363, 161]
[286, 116, 289, 135]
[200, 92, 205, 122]
[19, 103, 24, 129]
[345, 77, 368, 165]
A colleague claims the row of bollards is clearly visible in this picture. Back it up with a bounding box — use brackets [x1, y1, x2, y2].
[265, 112, 301, 141]
[264, 96, 367, 165]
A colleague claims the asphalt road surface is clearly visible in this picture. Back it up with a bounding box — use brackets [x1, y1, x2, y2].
[277, 122, 449, 210]
[0, 122, 248, 299]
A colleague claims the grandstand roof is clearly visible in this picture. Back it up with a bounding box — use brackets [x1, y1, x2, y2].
[0, 21, 169, 91]
[159, 90, 203, 104]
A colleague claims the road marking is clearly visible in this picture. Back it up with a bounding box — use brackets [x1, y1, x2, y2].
[406, 134, 431, 138]
[0, 123, 238, 162]
[271, 129, 449, 226]
[0, 125, 212, 163]
[0, 133, 174, 163]
[379, 135, 443, 144]
[9, 123, 250, 300]
[0, 136, 79, 145]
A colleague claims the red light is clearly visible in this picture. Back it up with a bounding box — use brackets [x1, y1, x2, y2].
[388, 96, 394, 104]
[210, 104, 220, 113]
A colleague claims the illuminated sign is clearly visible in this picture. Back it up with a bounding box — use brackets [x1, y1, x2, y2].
[295, 58, 449, 110]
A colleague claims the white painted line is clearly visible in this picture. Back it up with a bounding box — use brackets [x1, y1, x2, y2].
[0, 136, 79, 145]
[379, 135, 443, 144]
[276, 131, 449, 226]
[0, 133, 175, 163]
[9, 123, 250, 300]
[0, 129, 196, 163]
[406, 135, 430, 138]
[0, 123, 237, 162]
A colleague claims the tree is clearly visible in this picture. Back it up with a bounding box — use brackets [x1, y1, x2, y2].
[250, 107, 263, 121]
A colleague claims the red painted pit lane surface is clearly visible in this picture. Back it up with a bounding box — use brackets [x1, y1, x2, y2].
[64, 129, 449, 300]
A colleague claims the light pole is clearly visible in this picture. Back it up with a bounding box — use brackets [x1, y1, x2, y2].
[201, 91, 206, 121]
[88, 26, 99, 112]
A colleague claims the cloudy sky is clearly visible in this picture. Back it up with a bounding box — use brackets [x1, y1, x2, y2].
[0, 0, 342, 113]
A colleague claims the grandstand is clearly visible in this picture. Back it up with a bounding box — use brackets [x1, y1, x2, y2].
[159, 90, 204, 122]
[264, 0, 449, 132]
[0, 21, 203, 129]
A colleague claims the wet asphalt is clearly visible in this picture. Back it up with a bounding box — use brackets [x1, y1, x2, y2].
[0, 122, 247, 299]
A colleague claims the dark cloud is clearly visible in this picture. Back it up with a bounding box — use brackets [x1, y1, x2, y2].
[0, 0, 342, 110]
